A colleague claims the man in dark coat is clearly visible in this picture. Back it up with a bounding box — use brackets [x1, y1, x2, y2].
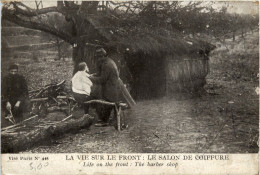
[89, 48, 120, 126]
[2, 64, 29, 123]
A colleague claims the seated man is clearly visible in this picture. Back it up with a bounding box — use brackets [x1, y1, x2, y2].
[2, 64, 29, 123]
[72, 62, 93, 114]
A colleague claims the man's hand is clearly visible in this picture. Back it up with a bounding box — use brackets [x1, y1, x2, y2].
[14, 101, 21, 109]
[90, 73, 97, 77]
[6, 102, 11, 111]
[89, 75, 95, 80]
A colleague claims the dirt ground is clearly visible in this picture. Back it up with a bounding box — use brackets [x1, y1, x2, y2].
[2, 31, 259, 153]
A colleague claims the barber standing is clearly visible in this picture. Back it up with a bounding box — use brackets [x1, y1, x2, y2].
[89, 48, 120, 127]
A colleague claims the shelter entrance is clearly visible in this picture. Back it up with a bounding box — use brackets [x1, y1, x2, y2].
[125, 52, 166, 99]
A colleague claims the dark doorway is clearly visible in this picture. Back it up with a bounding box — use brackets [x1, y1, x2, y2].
[125, 52, 166, 99]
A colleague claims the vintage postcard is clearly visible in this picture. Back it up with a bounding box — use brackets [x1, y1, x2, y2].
[1, 0, 259, 174]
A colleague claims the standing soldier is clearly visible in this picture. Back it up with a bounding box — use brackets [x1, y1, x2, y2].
[89, 48, 120, 127]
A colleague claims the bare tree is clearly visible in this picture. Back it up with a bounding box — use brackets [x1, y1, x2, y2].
[2, 1, 100, 72]
[4, 1, 255, 72]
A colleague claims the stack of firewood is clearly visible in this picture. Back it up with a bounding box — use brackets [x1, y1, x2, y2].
[29, 80, 77, 117]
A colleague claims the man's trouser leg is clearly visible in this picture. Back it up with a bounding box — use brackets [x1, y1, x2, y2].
[95, 103, 113, 123]
[10, 101, 24, 123]
[102, 105, 113, 123]
[13, 105, 23, 123]
[73, 92, 92, 114]
[83, 96, 94, 114]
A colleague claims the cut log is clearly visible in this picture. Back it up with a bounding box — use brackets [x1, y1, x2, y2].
[1, 114, 94, 153]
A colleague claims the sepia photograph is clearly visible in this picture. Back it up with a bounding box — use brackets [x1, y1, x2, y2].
[1, 0, 259, 157]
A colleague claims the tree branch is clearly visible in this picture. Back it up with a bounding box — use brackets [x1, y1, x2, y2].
[14, 2, 34, 11]
[2, 9, 73, 44]
[12, 2, 59, 17]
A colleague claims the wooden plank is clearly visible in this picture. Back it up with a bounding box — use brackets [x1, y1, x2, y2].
[84, 100, 127, 107]
[84, 99, 115, 106]
[1, 123, 22, 131]
[118, 78, 136, 108]
[23, 115, 38, 123]
[61, 115, 73, 122]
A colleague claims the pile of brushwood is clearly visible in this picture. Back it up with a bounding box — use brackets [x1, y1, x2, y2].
[29, 80, 77, 117]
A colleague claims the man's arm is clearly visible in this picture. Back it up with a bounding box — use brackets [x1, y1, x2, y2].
[2, 76, 12, 110]
[1, 76, 10, 102]
[89, 63, 111, 84]
[18, 76, 29, 101]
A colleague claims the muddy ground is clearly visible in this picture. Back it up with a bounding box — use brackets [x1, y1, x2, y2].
[2, 31, 259, 153]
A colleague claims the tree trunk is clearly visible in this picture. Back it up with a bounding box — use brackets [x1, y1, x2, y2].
[250, 26, 254, 34]
[56, 38, 62, 60]
[72, 45, 98, 75]
[1, 114, 94, 153]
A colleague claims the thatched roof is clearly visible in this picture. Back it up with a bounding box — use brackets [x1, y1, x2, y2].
[84, 14, 215, 57]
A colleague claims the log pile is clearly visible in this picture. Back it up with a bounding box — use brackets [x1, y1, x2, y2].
[1, 114, 94, 153]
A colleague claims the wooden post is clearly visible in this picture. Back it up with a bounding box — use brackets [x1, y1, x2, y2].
[117, 106, 121, 132]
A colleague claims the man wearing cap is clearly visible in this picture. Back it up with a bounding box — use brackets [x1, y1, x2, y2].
[89, 48, 120, 127]
[2, 64, 29, 123]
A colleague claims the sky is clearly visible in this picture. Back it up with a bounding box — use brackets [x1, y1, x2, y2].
[20, 1, 259, 15]
[223, 1, 259, 15]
